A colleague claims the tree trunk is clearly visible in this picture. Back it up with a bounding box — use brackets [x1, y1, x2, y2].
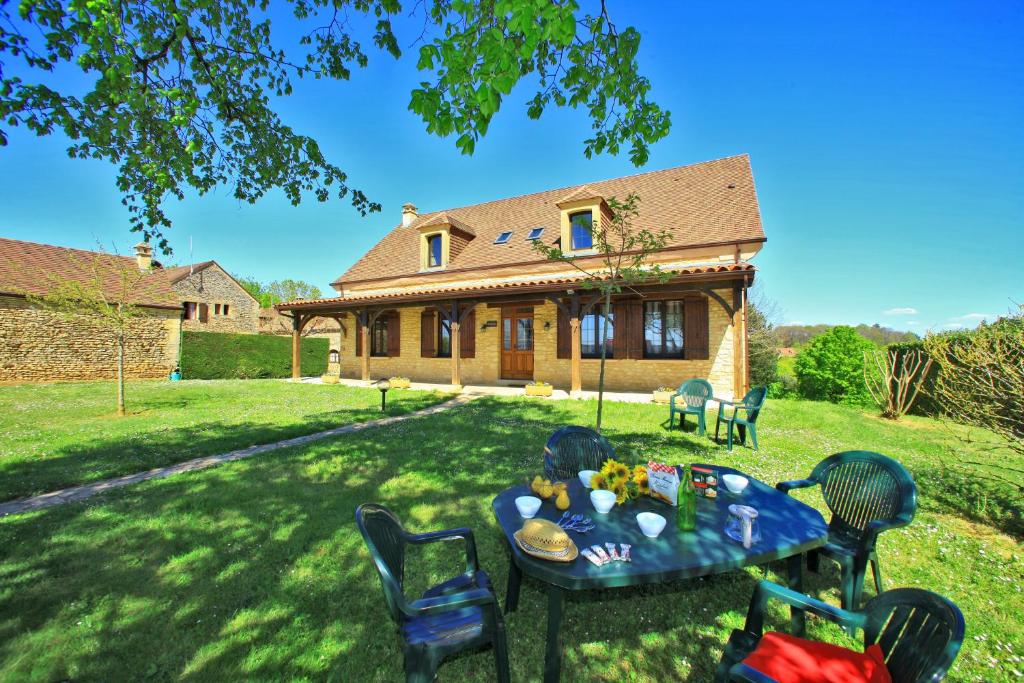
[116, 332, 126, 417]
[596, 288, 611, 433]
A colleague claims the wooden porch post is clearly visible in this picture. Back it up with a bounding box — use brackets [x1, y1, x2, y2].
[451, 317, 461, 387]
[732, 283, 747, 398]
[291, 314, 302, 380]
[361, 321, 370, 382]
[570, 314, 582, 394]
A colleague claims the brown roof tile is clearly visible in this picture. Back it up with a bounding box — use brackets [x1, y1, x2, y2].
[0, 237, 181, 308]
[336, 154, 764, 286]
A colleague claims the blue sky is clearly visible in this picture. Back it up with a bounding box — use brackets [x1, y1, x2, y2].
[1, 2, 1021, 332]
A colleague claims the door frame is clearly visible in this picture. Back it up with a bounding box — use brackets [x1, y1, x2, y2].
[499, 306, 535, 381]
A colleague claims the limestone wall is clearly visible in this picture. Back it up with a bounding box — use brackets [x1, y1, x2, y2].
[174, 265, 259, 334]
[335, 289, 736, 398]
[0, 295, 181, 383]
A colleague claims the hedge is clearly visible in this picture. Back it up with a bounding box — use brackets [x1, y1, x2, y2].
[180, 332, 328, 380]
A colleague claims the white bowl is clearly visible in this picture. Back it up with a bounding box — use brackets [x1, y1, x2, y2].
[636, 512, 667, 538]
[590, 489, 616, 514]
[515, 496, 542, 519]
[578, 470, 598, 488]
[722, 474, 749, 494]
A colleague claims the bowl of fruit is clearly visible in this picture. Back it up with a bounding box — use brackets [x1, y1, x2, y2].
[530, 475, 572, 511]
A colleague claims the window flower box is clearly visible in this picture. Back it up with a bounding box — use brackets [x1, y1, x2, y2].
[652, 387, 675, 404]
[525, 382, 553, 397]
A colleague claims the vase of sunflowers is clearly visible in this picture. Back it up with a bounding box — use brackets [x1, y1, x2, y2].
[590, 458, 650, 505]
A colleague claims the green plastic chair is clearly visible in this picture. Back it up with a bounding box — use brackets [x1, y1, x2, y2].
[543, 426, 616, 480]
[355, 504, 510, 683]
[716, 580, 965, 682]
[668, 379, 714, 435]
[777, 451, 917, 613]
[715, 386, 768, 451]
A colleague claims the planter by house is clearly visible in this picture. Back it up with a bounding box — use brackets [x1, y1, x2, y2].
[652, 388, 675, 404]
[321, 374, 339, 384]
[525, 382, 553, 397]
[389, 377, 411, 389]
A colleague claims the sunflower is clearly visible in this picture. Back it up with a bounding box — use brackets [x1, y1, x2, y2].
[590, 472, 609, 490]
[613, 462, 630, 480]
[615, 488, 629, 505]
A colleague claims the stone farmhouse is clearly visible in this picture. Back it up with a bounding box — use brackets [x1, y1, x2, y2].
[0, 238, 259, 383]
[277, 155, 765, 399]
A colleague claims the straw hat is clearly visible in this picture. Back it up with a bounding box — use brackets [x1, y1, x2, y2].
[514, 518, 578, 562]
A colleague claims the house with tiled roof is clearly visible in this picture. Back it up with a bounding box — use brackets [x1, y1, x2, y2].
[277, 154, 765, 397]
[0, 238, 259, 382]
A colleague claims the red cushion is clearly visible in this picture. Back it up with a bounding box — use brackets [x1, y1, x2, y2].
[741, 632, 891, 683]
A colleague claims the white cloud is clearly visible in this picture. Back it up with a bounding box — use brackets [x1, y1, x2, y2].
[954, 312, 995, 321]
[884, 307, 918, 315]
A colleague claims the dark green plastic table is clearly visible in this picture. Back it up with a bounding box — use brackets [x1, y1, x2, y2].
[492, 465, 828, 682]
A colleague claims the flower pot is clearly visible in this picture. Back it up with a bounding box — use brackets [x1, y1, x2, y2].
[525, 383, 553, 397]
[653, 390, 674, 404]
[320, 374, 340, 384]
[389, 377, 411, 389]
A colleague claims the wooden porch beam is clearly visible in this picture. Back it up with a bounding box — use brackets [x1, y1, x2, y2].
[291, 313, 303, 380]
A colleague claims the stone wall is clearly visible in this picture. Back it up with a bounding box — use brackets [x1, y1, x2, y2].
[335, 288, 737, 398]
[174, 264, 259, 334]
[0, 295, 181, 383]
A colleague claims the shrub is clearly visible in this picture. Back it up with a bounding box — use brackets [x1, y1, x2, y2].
[181, 332, 328, 380]
[768, 374, 798, 398]
[748, 301, 780, 388]
[795, 326, 874, 404]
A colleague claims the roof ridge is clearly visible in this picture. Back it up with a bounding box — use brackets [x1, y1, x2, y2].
[0, 236, 137, 263]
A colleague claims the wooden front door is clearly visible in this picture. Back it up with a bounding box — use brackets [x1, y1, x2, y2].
[501, 307, 535, 380]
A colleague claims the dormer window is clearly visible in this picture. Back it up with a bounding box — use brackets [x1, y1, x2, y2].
[569, 211, 594, 250]
[427, 234, 443, 267]
[494, 231, 513, 245]
[526, 227, 544, 241]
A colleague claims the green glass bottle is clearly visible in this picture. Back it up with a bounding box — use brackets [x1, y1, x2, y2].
[677, 465, 697, 531]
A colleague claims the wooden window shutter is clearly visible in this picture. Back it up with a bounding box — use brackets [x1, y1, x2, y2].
[626, 301, 644, 359]
[355, 319, 363, 356]
[684, 297, 710, 360]
[613, 301, 630, 359]
[420, 310, 435, 357]
[556, 305, 571, 359]
[386, 311, 401, 357]
[198, 303, 209, 323]
[460, 309, 476, 358]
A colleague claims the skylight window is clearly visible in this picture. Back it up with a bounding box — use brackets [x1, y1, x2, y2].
[493, 231, 513, 245]
[525, 227, 544, 241]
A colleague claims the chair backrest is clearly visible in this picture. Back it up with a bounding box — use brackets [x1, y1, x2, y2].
[355, 504, 409, 624]
[742, 386, 768, 422]
[543, 426, 616, 480]
[678, 379, 713, 408]
[862, 588, 965, 683]
[811, 451, 917, 544]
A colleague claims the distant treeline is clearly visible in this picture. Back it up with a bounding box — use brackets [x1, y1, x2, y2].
[777, 323, 918, 348]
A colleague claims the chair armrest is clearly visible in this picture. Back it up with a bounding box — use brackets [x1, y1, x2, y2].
[407, 587, 497, 617]
[407, 527, 479, 573]
[775, 478, 816, 494]
[743, 581, 865, 635]
[858, 513, 913, 555]
[728, 662, 781, 683]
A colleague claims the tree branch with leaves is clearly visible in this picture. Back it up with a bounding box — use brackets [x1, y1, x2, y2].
[2, 1, 669, 252]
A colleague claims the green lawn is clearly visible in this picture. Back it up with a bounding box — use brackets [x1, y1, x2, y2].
[0, 391, 1020, 681]
[0, 380, 451, 502]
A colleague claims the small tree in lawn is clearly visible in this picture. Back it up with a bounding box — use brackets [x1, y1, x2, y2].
[27, 253, 153, 417]
[534, 194, 670, 432]
[863, 347, 933, 420]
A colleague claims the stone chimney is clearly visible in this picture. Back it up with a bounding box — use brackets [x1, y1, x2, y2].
[402, 203, 418, 227]
[134, 241, 153, 271]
